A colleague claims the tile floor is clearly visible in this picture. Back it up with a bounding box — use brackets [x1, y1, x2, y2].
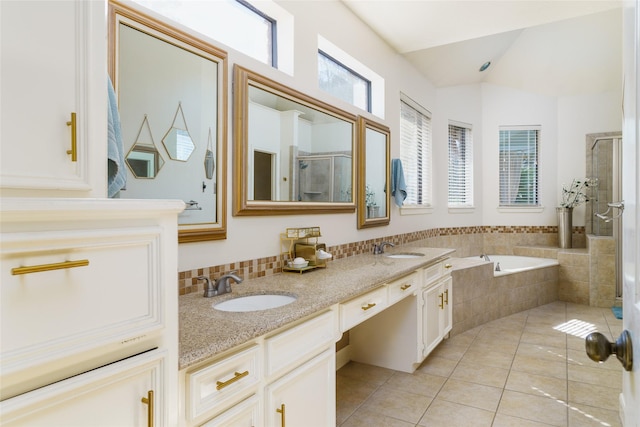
[337, 301, 623, 427]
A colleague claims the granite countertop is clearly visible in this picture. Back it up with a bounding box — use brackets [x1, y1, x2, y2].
[179, 246, 455, 370]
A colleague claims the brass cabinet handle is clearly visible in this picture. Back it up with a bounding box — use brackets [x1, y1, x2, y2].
[11, 259, 89, 275]
[141, 390, 154, 427]
[400, 284, 411, 291]
[361, 303, 376, 311]
[276, 403, 286, 427]
[66, 112, 77, 161]
[438, 293, 444, 309]
[444, 289, 449, 305]
[216, 370, 249, 390]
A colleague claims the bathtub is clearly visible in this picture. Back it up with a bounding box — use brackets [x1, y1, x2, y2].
[465, 255, 559, 277]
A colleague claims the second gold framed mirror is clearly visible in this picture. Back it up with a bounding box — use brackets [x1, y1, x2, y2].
[357, 116, 390, 229]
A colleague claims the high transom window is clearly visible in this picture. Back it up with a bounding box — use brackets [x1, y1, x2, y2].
[318, 50, 371, 112]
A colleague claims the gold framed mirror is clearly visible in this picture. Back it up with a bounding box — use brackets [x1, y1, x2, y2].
[357, 116, 390, 229]
[108, 1, 227, 242]
[233, 65, 357, 216]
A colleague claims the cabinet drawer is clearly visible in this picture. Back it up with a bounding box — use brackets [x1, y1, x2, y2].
[387, 272, 419, 305]
[423, 261, 445, 287]
[186, 345, 260, 422]
[265, 309, 336, 378]
[200, 395, 261, 427]
[340, 286, 387, 332]
[1, 227, 164, 387]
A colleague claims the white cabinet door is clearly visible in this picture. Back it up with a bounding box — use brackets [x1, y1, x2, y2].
[422, 276, 453, 358]
[265, 348, 335, 427]
[0, 349, 167, 427]
[201, 395, 261, 427]
[422, 283, 444, 357]
[0, 0, 105, 194]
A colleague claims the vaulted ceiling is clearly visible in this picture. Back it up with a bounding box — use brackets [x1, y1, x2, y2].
[341, 0, 623, 96]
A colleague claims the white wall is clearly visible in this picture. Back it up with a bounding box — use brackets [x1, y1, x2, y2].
[173, 0, 622, 271]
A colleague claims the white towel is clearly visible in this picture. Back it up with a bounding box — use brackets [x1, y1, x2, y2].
[107, 75, 126, 197]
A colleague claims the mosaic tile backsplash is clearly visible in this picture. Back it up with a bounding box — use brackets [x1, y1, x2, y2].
[179, 225, 583, 295]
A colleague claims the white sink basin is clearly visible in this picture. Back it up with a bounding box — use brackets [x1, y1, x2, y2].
[213, 294, 296, 312]
[385, 252, 425, 259]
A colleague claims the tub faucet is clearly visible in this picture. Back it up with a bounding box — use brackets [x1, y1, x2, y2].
[197, 272, 243, 298]
[480, 254, 491, 261]
[373, 241, 395, 255]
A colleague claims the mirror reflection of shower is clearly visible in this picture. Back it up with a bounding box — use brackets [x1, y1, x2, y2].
[586, 132, 622, 298]
[297, 160, 309, 201]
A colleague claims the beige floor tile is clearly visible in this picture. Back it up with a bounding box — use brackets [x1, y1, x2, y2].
[492, 413, 557, 427]
[568, 402, 622, 427]
[415, 355, 458, 378]
[567, 349, 621, 371]
[338, 361, 395, 385]
[360, 384, 433, 424]
[505, 370, 567, 401]
[385, 371, 446, 398]
[336, 399, 362, 426]
[476, 325, 523, 343]
[341, 406, 415, 427]
[511, 354, 567, 380]
[568, 381, 620, 411]
[450, 361, 510, 388]
[520, 330, 567, 348]
[498, 390, 568, 426]
[460, 347, 515, 370]
[336, 375, 379, 404]
[568, 364, 622, 389]
[418, 398, 495, 427]
[516, 342, 567, 364]
[467, 337, 520, 355]
[428, 341, 467, 362]
[436, 378, 503, 412]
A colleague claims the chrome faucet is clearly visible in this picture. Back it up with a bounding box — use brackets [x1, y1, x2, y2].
[197, 272, 243, 298]
[373, 241, 395, 255]
[480, 254, 491, 261]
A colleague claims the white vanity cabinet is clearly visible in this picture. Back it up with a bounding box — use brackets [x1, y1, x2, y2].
[0, 0, 106, 196]
[0, 198, 182, 426]
[348, 261, 452, 373]
[181, 308, 338, 427]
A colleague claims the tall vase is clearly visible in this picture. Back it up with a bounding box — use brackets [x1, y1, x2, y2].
[557, 207, 573, 248]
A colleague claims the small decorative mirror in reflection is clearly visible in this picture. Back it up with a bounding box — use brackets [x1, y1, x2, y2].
[110, 1, 228, 242]
[357, 116, 390, 229]
[233, 65, 357, 215]
[162, 103, 195, 161]
[126, 114, 165, 178]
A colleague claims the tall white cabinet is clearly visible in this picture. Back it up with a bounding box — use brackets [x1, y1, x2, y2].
[0, 1, 183, 425]
[0, 0, 106, 196]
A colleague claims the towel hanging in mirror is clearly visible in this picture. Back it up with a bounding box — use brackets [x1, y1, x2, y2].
[204, 127, 215, 179]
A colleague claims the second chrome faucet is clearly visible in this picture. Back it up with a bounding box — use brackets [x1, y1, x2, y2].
[197, 272, 243, 298]
[373, 241, 395, 255]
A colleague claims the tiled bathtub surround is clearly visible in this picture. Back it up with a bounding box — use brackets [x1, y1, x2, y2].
[449, 258, 559, 337]
[178, 225, 585, 295]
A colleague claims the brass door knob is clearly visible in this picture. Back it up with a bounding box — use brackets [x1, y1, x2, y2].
[585, 330, 633, 371]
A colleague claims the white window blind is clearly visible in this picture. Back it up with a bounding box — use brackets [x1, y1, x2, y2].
[499, 127, 540, 206]
[400, 98, 432, 206]
[448, 123, 473, 207]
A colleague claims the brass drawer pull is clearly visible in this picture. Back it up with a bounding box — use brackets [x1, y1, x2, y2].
[400, 284, 411, 291]
[444, 289, 449, 305]
[276, 403, 286, 427]
[438, 293, 444, 309]
[216, 370, 249, 390]
[67, 112, 77, 161]
[11, 259, 89, 275]
[361, 303, 376, 311]
[141, 390, 154, 427]
[444, 263, 452, 269]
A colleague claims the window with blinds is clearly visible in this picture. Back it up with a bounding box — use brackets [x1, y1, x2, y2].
[400, 97, 432, 206]
[448, 123, 473, 207]
[499, 127, 540, 206]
